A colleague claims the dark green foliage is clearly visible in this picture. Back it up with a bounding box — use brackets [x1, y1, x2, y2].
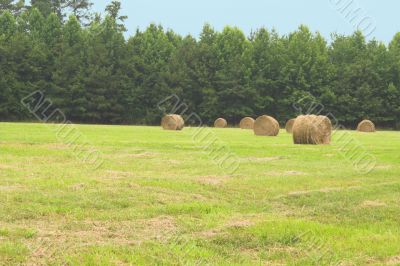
[0, 3, 399, 127]
[30, 0, 92, 22]
[0, 0, 25, 15]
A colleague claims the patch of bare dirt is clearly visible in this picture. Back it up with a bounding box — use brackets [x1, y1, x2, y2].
[198, 215, 262, 239]
[265, 171, 306, 177]
[104, 170, 136, 179]
[226, 220, 254, 228]
[197, 229, 221, 238]
[285, 171, 305, 176]
[385, 255, 400, 265]
[197, 176, 230, 186]
[283, 181, 400, 198]
[0, 164, 16, 170]
[190, 193, 208, 201]
[128, 183, 141, 189]
[1, 143, 70, 151]
[375, 165, 393, 170]
[125, 152, 159, 158]
[242, 156, 284, 163]
[361, 200, 387, 208]
[0, 185, 23, 191]
[141, 216, 178, 241]
[287, 187, 342, 197]
[42, 143, 70, 150]
[164, 159, 181, 165]
[1, 215, 179, 265]
[104, 151, 159, 159]
[68, 183, 85, 191]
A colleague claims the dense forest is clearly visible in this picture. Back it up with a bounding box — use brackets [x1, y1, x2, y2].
[1, 1, 400, 128]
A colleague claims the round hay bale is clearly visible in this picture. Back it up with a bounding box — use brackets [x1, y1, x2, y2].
[173, 115, 185, 129]
[240, 117, 255, 129]
[214, 118, 227, 128]
[285, 118, 296, 134]
[161, 114, 184, 130]
[292, 115, 332, 145]
[357, 120, 375, 132]
[253, 115, 280, 136]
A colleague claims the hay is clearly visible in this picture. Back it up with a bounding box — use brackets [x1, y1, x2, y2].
[357, 120, 375, 132]
[285, 119, 296, 134]
[174, 115, 185, 129]
[253, 115, 280, 136]
[292, 115, 332, 145]
[239, 117, 255, 129]
[161, 114, 184, 130]
[214, 118, 228, 128]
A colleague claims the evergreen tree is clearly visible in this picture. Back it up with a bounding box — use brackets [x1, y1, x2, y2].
[82, 15, 127, 123]
[167, 35, 198, 115]
[214, 26, 253, 123]
[0, 11, 18, 119]
[53, 14, 86, 120]
[105, 0, 126, 31]
[0, 0, 25, 15]
[196, 24, 219, 123]
[126, 24, 175, 124]
[30, 0, 92, 22]
[279, 26, 332, 121]
[250, 28, 285, 118]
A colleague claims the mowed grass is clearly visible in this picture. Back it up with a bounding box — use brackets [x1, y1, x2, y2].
[0, 122, 399, 265]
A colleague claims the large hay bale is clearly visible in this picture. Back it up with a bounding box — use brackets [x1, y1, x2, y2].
[253, 115, 280, 136]
[357, 120, 375, 132]
[161, 114, 184, 130]
[214, 118, 227, 128]
[292, 115, 332, 145]
[239, 117, 255, 129]
[285, 118, 296, 134]
[173, 115, 185, 129]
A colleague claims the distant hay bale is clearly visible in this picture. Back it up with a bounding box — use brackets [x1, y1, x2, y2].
[161, 114, 184, 130]
[292, 115, 332, 145]
[214, 118, 227, 128]
[285, 119, 296, 134]
[357, 120, 375, 132]
[253, 115, 280, 136]
[240, 117, 255, 129]
[175, 115, 185, 130]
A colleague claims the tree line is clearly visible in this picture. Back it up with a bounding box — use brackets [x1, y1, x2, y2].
[1, 1, 400, 128]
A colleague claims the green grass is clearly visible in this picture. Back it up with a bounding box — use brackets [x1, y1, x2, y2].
[0, 122, 399, 265]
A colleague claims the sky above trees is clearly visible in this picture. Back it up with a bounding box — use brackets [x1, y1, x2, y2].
[92, 0, 398, 43]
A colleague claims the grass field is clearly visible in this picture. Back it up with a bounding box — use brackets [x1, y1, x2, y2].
[0, 122, 399, 265]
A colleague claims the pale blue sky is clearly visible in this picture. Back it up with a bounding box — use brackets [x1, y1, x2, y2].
[92, 0, 398, 43]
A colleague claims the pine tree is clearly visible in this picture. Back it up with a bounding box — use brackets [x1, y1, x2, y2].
[30, 0, 92, 23]
[83, 16, 127, 123]
[196, 24, 219, 123]
[250, 28, 284, 118]
[126, 24, 175, 124]
[53, 15, 86, 121]
[214, 26, 253, 123]
[0, 0, 25, 15]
